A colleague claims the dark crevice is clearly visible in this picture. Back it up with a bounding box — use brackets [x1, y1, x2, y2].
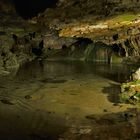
[111, 43, 126, 57]
[12, 0, 58, 19]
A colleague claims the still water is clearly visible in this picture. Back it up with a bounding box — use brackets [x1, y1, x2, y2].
[0, 60, 139, 140]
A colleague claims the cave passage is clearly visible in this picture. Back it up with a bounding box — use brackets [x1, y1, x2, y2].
[13, 0, 58, 19]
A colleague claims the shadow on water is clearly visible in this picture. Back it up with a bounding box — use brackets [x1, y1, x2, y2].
[102, 83, 121, 104]
[15, 60, 68, 84]
[15, 60, 44, 80]
[0, 110, 68, 140]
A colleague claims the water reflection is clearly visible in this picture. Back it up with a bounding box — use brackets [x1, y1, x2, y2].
[16, 60, 138, 83]
[16, 60, 44, 80]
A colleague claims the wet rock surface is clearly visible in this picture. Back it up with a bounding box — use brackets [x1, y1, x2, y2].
[0, 14, 59, 75]
[120, 67, 140, 105]
[121, 80, 140, 104]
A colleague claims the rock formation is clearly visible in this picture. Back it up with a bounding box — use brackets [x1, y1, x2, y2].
[0, 0, 140, 72]
[0, 0, 14, 13]
[28, 0, 140, 64]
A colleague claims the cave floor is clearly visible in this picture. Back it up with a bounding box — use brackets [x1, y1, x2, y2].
[0, 60, 140, 140]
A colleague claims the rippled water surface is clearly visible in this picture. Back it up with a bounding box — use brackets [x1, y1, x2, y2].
[0, 60, 140, 140]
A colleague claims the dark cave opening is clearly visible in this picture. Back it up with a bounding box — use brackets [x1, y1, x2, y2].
[111, 43, 126, 57]
[12, 0, 58, 19]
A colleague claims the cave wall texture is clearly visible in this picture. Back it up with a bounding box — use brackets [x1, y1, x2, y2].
[1, 0, 140, 18]
[0, 0, 14, 13]
[1, 0, 140, 65]
[43, 0, 140, 19]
